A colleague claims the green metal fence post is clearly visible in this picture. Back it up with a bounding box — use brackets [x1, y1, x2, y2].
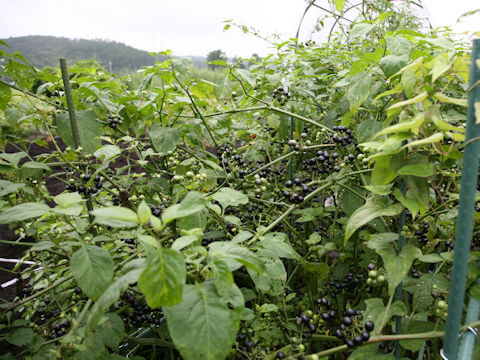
[457, 282, 480, 359]
[443, 38, 480, 360]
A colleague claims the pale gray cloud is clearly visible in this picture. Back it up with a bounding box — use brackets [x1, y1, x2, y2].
[0, 0, 478, 58]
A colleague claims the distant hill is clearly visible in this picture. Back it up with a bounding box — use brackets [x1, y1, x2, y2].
[0, 36, 208, 73]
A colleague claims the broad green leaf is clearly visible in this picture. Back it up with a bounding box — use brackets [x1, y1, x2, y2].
[212, 258, 234, 296]
[435, 92, 467, 107]
[387, 92, 428, 111]
[356, 118, 382, 143]
[137, 201, 151, 225]
[404, 273, 450, 311]
[162, 191, 207, 226]
[138, 248, 186, 308]
[400, 132, 444, 150]
[374, 243, 422, 295]
[364, 298, 407, 335]
[418, 253, 443, 263]
[235, 68, 255, 87]
[71, 245, 115, 300]
[21, 161, 51, 171]
[373, 112, 424, 138]
[393, 189, 422, 218]
[302, 262, 330, 280]
[0, 181, 25, 197]
[209, 242, 266, 273]
[0, 202, 50, 224]
[150, 124, 180, 155]
[397, 163, 435, 177]
[172, 235, 197, 251]
[6, 327, 34, 347]
[231, 230, 253, 243]
[94, 145, 121, 161]
[210, 187, 248, 210]
[259, 303, 279, 313]
[95, 313, 124, 349]
[259, 235, 300, 260]
[401, 69, 416, 98]
[0, 82, 12, 111]
[349, 343, 395, 359]
[371, 156, 397, 185]
[347, 73, 372, 113]
[385, 36, 412, 56]
[345, 198, 403, 243]
[364, 184, 393, 196]
[404, 175, 430, 212]
[247, 250, 286, 295]
[380, 55, 408, 78]
[400, 320, 438, 351]
[92, 207, 139, 228]
[350, 23, 374, 39]
[163, 279, 244, 360]
[0, 152, 27, 167]
[431, 53, 451, 82]
[57, 110, 102, 153]
[54, 192, 83, 207]
[87, 259, 146, 331]
[335, 0, 345, 12]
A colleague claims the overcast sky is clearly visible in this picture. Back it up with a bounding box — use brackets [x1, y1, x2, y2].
[0, 0, 478, 58]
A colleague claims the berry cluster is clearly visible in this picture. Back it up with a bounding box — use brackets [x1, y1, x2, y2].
[50, 320, 70, 339]
[120, 291, 162, 327]
[272, 86, 290, 105]
[326, 273, 363, 297]
[295, 313, 317, 335]
[415, 220, 430, 245]
[106, 116, 121, 129]
[333, 314, 374, 349]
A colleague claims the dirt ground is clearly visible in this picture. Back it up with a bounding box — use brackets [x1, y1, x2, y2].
[0, 138, 67, 303]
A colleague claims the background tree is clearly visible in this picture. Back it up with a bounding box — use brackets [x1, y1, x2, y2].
[206, 49, 227, 70]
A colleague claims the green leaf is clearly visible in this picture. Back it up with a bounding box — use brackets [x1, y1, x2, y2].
[0, 152, 27, 167]
[371, 156, 397, 185]
[172, 235, 197, 251]
[21, 161, 51, 171]
[302, 262, 330, 280]
[0, 181, 25, 197]
[57, 110, 102, 153]
[53, 192, 84, 216]
[235, 69, 255, 87]
[71, 245, 114, 300]
[387, 92, 428, 111]
[345, 198, 403, 243]
[356, 118, 382, 143]
[150, 124, 180, 155]
[210, 187, 248, 211]
[374, 243, 422, 295]
[137, 201, 151, 225]
[95, 313, 125, 349]
[397, 163, 435, 177]
[385, 36, 412, 56]
[404, 273, 449, 311]
[247, 250, 286, 295]
[373, 112, 425, 138]
[364, 184, 393, 196]
[404, 176, 430, 212]
[212, 258, 234, 296]
[0, 202, 50, 225]
[138, 248, 186, 308]
[435, 92, 467, 107]
[94, 145, 121, 161]
[209, 242, 266, 273]
[335, 0, 345, 12]
[349, 344, 395, 359]
[350, 23, 374, 39]
[347, 73, 372, 113]
[258, 234, 300, 260]
[259, 303, 279, 313]
[6, 327, 34, 346]
[381, 55, 408, 78]
[87, 259, 146, 332]
[418, 253, 443, 263]
[162, 191, 207, 226]
[91, 207, 139, 228]
[364, 298, 407, 335]
[431, 53, 451, 82]
[401, 69, 416, 98]
[163, 279, 244, 360]
[393, 189, 422, 218]
[400, 320, 438, 351]
[0, 82, 12, 111]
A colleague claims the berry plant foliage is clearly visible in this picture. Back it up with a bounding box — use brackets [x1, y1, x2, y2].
[0, 1, 479, 359]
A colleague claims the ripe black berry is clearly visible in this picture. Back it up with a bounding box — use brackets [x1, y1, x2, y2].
[361, 331, 370, 341]
[343, 316, 352, 326]
[334, 329, 344, 339]
[364, 321, 374, 332]
[353, 335, 363, 346]
[345, 339, 355, 348]
[276, 352, 285, 359]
